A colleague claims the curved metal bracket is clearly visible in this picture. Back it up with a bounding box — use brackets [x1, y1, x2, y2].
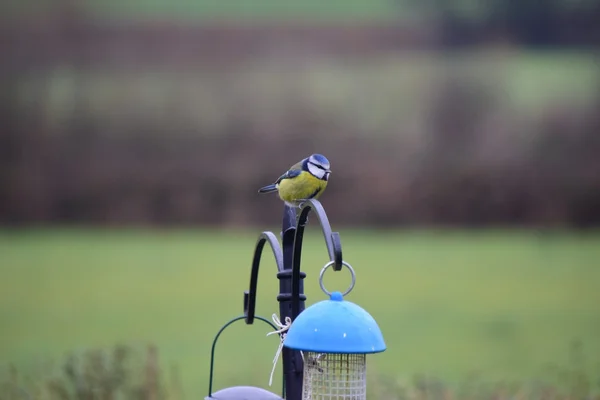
[207, 315, 284, 398]
[244, 231, 284, 325]
[291, 199, 343, 319]
[238, 199, 344, 400]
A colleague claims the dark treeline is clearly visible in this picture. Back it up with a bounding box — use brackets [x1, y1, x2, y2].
[2, 2, 600, 228]
[433, 0, 600, 48]
[2, 68, 599, 228]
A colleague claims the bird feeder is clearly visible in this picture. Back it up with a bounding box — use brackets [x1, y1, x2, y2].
[283, 261, 386, 400]
[204, 198, 383, 400]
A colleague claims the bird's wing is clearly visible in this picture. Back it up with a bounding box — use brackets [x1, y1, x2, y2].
[288, 159, 304, 171]
[275, 168, 302, 184]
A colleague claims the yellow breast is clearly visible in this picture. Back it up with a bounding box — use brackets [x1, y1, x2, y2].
[277, 172, 328, 204]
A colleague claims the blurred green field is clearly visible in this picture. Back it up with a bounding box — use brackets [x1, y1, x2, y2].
[9, 0, 415, 21]
[90, 0, 402, 21]
[9, 0, 598, 22]
[1, 228, 600, 397]
[27, 51, 600, 141]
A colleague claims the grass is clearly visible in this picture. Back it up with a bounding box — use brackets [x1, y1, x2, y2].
[24, 50, 600, 141]
[89, 0, 405, 22]
[1, 227, 600, 397]
[8, 0, 598, 22]
[6, 0, 419, 22]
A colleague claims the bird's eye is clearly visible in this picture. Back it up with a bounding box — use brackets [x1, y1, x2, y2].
[310, 162, 325, 170]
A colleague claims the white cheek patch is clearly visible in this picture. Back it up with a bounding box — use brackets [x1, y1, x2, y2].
[307, 162, 325, 179]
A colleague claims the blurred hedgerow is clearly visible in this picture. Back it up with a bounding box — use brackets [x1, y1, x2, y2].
[0, 344, 183, 400]
[2, 341, 599, 400]
[368, 340, 600, 400]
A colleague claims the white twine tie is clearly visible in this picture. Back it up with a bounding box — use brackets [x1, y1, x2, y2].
[266, 313, 292, 386]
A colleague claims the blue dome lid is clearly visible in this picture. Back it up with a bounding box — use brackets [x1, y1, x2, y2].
[283, 291, 386, 354]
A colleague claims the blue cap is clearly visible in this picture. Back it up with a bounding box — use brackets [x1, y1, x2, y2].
[283, 291, 386, 354]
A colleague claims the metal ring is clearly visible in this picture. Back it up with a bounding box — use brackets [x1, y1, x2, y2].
[319, 260, 356, 297]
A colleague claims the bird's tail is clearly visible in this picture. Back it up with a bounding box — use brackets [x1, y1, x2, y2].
[258, 184, 277, 194]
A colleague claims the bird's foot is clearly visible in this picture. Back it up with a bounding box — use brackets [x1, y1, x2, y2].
[297, 199, 310, 208]
[297, 200, 310, 223]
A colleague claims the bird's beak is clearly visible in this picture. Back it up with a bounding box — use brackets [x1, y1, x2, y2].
[326, 169, 332, 173]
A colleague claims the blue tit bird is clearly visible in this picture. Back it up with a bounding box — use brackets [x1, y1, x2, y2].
[258, 154, 331, 208]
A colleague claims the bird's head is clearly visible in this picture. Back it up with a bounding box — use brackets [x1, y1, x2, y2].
[304, 154, 331, 181]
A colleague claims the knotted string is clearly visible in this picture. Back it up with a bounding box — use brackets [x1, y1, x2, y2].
[266, 313, 292, 386]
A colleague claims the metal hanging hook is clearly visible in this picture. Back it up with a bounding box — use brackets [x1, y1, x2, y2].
[238, 198, 347, 400]
[291, 199, 344, 319]
[207, 315, 284, 398]
[319, 260, 356, 297]
[245, 231, 285, 325]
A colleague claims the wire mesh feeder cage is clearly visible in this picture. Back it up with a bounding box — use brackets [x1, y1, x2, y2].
[283, 261, 386, 400]
[302, 353, 367, 399]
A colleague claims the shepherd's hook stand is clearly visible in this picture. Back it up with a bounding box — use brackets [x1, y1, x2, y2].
[243, 199, 344, 400]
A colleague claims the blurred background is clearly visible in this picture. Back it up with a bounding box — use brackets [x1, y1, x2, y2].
[1, 0, 600, 399]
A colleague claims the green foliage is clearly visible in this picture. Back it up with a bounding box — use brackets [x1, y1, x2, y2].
[1, 343, 599, 399]
[1, 341, 598, 399]
[0, 345, 179, 400]
[1, 229, 600, 397]
[370, 339, 600, 398]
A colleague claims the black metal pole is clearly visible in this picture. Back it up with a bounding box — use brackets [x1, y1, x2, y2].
[277, 205, 305, 400]
[243, 200, 343, 400]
